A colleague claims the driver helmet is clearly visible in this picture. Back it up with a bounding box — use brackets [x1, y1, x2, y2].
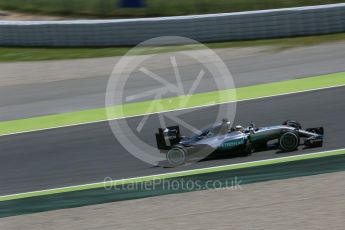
[235, 125, 244, 132]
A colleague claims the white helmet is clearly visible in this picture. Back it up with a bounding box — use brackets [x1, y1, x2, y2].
[235, 125, 244, 132]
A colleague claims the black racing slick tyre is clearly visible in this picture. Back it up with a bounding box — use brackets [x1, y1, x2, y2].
[279, 132, 299, 152]
[166, 146, 186, 166]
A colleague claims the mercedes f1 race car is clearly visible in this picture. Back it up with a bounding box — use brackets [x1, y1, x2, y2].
[155, 120, 324, 166]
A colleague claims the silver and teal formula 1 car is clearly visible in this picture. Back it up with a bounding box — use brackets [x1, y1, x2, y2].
[155, 120, 324, 166]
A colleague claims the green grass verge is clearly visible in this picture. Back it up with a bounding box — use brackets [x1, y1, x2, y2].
[0, 72, 344, 136]
[1, 148, 344, 202]
[1, 32, 345, 62]
[1, 0, 344, 18]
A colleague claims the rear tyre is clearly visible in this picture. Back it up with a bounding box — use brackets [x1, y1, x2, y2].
[166, 146, 186, 166]
[279, 132, 299, 151]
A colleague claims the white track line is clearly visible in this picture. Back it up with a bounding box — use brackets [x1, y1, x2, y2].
[1, 84, 344, 138]
[1, 147, 344, 200]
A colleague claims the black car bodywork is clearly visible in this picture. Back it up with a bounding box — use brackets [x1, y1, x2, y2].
[155, 120, 324, 166]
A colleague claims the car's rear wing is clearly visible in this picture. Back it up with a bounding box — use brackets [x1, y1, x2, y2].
[155, 126, 181, 151]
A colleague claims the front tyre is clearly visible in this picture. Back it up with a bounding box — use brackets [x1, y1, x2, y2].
[166, 146, 186, 166]
[279, 132, 299, 151]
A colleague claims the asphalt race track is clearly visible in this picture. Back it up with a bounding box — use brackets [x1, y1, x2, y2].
[0, 86, 344, 196]
[1, 42, 345, 120]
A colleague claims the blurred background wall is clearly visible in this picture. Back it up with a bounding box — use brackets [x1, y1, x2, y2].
[0, 2, 345, 47]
